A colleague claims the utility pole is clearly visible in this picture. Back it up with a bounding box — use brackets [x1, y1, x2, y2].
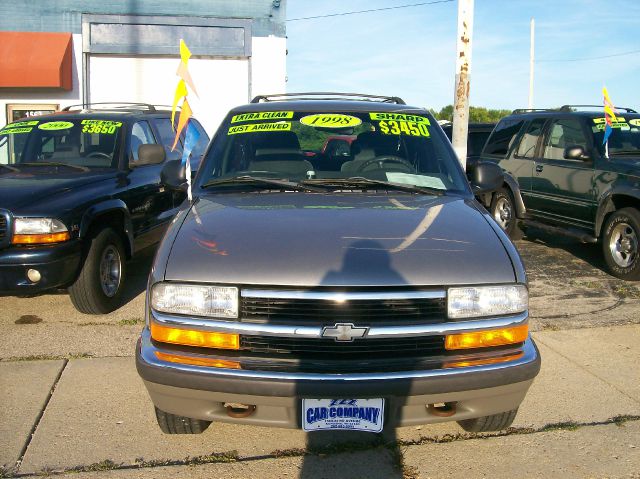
[451, 0, 474, 170]
[528, 17, 535, 109]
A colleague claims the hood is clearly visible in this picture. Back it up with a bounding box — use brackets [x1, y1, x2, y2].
[164, 193, 516, 287]
[0, 167, 117, 210]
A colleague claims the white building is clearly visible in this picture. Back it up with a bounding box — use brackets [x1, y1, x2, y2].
[0, 1, 287, 134]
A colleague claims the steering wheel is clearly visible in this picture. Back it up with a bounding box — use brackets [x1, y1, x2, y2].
[356, 155, 415, 173]
[86, 151, 112, 161]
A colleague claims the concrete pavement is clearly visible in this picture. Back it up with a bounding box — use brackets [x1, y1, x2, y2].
[1, 325, 638, 478]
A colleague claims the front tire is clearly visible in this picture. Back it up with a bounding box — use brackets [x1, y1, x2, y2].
[490, 187, 520, 239]
[68, 228, 126, 314]
[155, 407, 212, 434]
[457, 409, 518, 432]
[602, 208, 640, 280]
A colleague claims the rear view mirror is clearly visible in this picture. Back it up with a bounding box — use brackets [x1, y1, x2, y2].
[135, 144, 166, 166]
[467, 161, 504, 194]
[564, 145, 591, 161]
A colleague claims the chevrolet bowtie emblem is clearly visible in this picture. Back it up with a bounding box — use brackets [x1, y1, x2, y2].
[322, 323, 369, 342]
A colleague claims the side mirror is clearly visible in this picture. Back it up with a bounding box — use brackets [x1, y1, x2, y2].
[468, 161, 504, 194]
[564, 145, 591, 161]
[160, 159, 187, 190]
[134, 144, 166, 166]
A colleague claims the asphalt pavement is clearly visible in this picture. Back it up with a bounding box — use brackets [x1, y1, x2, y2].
[1, 231, 639, 478]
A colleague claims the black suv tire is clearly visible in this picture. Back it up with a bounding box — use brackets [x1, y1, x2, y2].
[69, 228, 126, 314]
[490, 187, 520, 239]
[602, 208, 640, 280]
[155, 407, 212, 434]
[457, 409, 518, 432]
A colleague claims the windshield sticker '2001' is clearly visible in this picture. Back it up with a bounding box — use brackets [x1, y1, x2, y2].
[81, 120, 123, 134]
[231, 111, 294, 123]
[369, 112, 430, 125]
[379, 120, 430, 137]
[228, 122, 292, 135]
[38, 121, 74, 131]
[300, 114, 362, 128]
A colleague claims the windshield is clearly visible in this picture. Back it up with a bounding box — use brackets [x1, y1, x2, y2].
[591, 115, 640, 156]
[0, 118, 121, 168]
[198, 110, 469, 193]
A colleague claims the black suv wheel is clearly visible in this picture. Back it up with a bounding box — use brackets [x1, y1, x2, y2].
[457, 409, 518, 432]
[155, 407, 211, 434]
[602, 208, 640, 280]
[69, 228, 126, 314]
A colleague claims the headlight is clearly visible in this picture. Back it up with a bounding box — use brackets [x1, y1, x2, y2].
[12, 217, 70, 244]
[448, 285, 528, 319]
[151, 283, 238, 318]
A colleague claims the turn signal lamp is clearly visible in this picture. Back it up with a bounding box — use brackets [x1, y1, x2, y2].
[12, 232, 71, 244]
[150, 322, 239, 350]
[445, 324, 529, 350]
[154, 351, 241, 369]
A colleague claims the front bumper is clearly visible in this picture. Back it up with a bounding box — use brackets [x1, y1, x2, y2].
[0, 240, 82, 295]
[137, 328, 541, 429]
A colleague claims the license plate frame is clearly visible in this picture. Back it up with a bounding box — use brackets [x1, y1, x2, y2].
[302, 398, 384, 433]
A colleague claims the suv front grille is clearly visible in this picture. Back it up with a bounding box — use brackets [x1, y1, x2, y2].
[241, 293, 447, 325]
[240, 335, 445, 358]
[0, 211, 10, 249]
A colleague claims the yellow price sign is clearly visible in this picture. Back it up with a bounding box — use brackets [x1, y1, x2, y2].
[629, 119, 640, 127]
[300, 114, 362, 128]
[231, 111, 294, 123]
[228, 122, 292, 135]
[81, 120, 123, 134]
[379, 120, 430, 137]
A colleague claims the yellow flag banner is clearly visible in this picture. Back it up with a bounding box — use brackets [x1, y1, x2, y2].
[171, 80, 188, 127]
[172, 98, 192, 151]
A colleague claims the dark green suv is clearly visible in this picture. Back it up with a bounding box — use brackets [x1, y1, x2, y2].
[479, 105, 640, 280]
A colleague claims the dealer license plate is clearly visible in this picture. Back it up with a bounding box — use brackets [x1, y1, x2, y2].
[302, 398, 384, 432]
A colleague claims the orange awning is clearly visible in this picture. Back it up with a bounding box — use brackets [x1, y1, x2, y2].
[0, 31, 73, 90]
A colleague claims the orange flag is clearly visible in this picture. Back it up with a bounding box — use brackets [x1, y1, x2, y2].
[172, 99, 192, 151]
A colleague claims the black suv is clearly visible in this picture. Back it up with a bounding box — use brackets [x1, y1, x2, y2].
[0, 104, 209, 313]
[479, 105, 640, 280]
[441, 121, 495, 166]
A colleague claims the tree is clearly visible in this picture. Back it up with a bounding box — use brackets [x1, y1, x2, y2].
[432, 105, 511, 123]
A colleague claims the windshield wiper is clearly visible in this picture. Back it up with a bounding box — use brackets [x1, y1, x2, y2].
[202, 175, 325, 192]
[300, 177, 444, 195]
[610, 150, 640, 156]
[19, 162, 89, 172]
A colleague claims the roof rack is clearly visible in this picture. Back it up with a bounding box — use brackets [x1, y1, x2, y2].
[62, 102, 166, 112]
[251, 92, 406, 105]
[559, 104, 637, 113]
[511, 108, 557, 114]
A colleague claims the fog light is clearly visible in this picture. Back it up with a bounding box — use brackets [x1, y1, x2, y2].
[27, 269, 41, 283]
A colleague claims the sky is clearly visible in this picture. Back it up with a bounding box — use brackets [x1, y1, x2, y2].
[285, 0, 640, 112]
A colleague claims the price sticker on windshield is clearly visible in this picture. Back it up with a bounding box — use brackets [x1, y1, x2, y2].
[300, 114, 362, 128]
[228, 122, 292, 135]
[379, 120, 430, 137]
[81, 120, 123, 134]
[0, 120, 39, 135]
[231, 111, 294, 123]
[38, 121, 74, 131]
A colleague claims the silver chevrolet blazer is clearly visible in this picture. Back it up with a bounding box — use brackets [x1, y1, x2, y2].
[136, 93, 540, 435]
